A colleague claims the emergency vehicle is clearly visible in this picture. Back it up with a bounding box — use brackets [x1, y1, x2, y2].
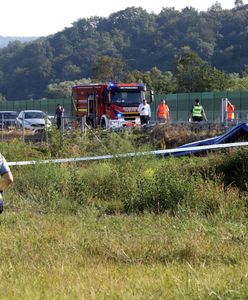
[72, 82, 153, 128]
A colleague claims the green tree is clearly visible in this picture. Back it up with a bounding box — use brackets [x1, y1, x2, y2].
[242, 64, 248, 77]
[1, 5, 248, 99]
[235, 0, 244, 7]
[126, 67, 177, 93]
[203, 65, 232, 91]
[46, 78, 91, 98]
[208, 1, 222, 11]
[227, 73, 248, 90]
[174, 48, 231, 92]
[174, 48, 206, 92]
[92, 55, 126, 82]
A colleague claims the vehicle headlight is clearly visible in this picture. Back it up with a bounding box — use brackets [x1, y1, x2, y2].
[114, 110, 123, 118]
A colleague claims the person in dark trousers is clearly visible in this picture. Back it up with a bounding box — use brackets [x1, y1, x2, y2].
[157, 98, 170, 123]
[138, 99, 151, 126]
[0, 153, 13, 213]
[55, 104, 64, 129]
[189, 98, 207, 122]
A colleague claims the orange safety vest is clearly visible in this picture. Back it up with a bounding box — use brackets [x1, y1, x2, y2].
[227, 103, 235, 120]
[157, 104, 169, 118]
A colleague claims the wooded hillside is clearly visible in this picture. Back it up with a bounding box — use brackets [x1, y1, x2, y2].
[1, 4, 248, 100]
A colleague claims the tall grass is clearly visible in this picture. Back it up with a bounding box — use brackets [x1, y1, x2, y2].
[0, 211, 247, 299]
[9, 146, 248, 219]
[0, 129, 248, 298]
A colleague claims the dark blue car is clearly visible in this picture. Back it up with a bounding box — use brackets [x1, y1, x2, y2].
[0, 111, 18, 129]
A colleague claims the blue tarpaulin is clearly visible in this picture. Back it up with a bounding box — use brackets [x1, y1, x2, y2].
[174, 123, 248, 156]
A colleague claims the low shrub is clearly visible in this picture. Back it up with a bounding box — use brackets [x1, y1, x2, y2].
[215, 149, 248, 191]
[122, 158, 193, 214]
[12, 164, 68, 213]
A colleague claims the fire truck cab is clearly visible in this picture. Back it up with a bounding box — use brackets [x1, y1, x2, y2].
[72, 82, 153, 129]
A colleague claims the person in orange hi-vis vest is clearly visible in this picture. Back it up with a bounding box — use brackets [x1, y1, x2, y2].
[227, 99, 235, 121]
[157, 98, 170, 123]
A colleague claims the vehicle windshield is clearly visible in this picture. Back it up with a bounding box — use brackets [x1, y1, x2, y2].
[24, 111, 45, 119]
[0, 112, 17, 119]
[111, 91, 144, 106]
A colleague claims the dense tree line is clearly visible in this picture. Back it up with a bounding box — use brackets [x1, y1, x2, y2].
[0, 36, 37, 49]
[1, 3, 248, 100]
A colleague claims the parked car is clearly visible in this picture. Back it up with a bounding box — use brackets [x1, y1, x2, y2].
[16, 110, 52, 131]
[0, 111, 18, 129]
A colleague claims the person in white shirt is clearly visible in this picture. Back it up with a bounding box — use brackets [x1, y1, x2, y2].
[0, 153, 13, 214]
[138, 99, 151, 126]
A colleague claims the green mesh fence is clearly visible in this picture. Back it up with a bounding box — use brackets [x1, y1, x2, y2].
[0, 99, 73, 117]
[153, 91, 248, 122]
[1, 92, 248, 122]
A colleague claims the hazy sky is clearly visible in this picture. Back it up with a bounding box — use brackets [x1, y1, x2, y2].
[0, 0, 243, 37]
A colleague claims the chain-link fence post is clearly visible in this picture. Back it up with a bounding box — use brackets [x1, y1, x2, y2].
[1, 114, 4, 142]
[22, 115, 25, 142]
[45, 113, 49, 145]
[62, 116, 65, 135]
[236, 112, 239, 125]
[81, 116, 86, 138]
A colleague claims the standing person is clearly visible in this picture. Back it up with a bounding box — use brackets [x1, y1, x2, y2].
[189, 98, 207, 122]
[156, 98, 170, 123]
[227, 99, 235, 121]
[138, 99, 151, 126]
[55, 104, 64, 129]
[0, 153, 14, 214]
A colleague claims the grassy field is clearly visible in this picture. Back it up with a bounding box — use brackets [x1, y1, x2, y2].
[0, 127, 248, 299]
[1, 209, 248, 299]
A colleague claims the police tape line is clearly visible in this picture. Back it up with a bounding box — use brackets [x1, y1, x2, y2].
[7, 142, 248, 166]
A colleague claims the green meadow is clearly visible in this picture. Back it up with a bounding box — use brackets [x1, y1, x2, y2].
[0, 128, 248, 299]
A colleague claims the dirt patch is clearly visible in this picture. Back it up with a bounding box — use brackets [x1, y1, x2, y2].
[134, 123, 226, 149]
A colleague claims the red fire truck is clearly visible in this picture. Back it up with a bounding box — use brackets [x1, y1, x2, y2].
[72, 82, 153, 128]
